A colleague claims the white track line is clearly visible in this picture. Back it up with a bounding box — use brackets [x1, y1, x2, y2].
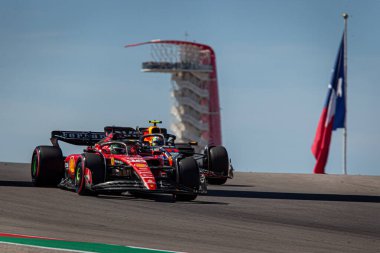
[128, 245, 186, 253]
[0, 241, 97, 253]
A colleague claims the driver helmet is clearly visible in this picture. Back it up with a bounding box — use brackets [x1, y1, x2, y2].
[110, 143, 126, 154]
[151, 136, 163, 147]
[148, 126, 161, 134]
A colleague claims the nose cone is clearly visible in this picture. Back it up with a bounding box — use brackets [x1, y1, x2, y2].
[126, 157, 157, 190]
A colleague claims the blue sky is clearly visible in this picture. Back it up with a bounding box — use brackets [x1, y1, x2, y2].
[0, 0, 379, 175]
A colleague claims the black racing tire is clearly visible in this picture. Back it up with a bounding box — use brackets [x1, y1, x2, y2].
[209, 146, 229, 175]
[176, 157, 199, 201]
[75, 153, 105, 196]
[178, 157, 200, 189]
[207, 177, 228, 185]
[74, 160, 89, 195]
[84, 153, 105, 185]
[31, 146, 64, 186]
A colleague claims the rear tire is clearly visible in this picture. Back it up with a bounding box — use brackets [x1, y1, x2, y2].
[31, 146, 64, 186]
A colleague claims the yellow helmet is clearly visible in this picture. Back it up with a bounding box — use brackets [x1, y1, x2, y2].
[147, 120, 162, 134]
[148, 126, 161, 134]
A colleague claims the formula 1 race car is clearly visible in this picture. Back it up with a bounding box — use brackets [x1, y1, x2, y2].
[31, 127, 206, 201]
[138, 120, 233, 185]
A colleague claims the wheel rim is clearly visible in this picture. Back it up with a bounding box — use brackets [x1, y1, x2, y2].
[32, 154, 38, 177]
[75, 163, 82, 188]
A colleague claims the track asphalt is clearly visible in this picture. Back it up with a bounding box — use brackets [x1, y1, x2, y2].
[0, 233, 178, 253]
[0, 162, 379, 253]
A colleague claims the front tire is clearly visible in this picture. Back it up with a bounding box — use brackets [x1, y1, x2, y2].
[176, 157, 199, 201]
[209, 146, 229, 174]
[75, 160, 90, 195]
[84, 153, 105, 185]
[75, 153, 105, 196]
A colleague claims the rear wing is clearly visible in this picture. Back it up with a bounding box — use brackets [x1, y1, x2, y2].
[51, 131, 106, 147]
[104, 126, 139, 140]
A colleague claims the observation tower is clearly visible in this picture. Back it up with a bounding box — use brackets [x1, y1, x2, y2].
[126, 40, 221, 150]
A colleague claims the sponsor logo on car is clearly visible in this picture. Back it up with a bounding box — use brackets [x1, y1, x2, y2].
[69, 157, 75, 174]
[135, 163, 147, 168]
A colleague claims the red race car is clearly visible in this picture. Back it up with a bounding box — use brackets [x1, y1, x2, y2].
[31, 126, 205, 201]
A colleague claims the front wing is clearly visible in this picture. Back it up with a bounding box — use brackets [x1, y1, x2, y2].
[58, 178, 206, 195]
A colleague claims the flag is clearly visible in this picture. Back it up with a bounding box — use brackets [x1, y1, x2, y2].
[312, 34, 346, 174]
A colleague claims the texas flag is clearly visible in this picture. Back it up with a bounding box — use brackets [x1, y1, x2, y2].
[312, 34, 346, 174]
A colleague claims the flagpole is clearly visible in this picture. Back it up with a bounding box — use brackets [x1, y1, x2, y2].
[342, 12, 349, 175]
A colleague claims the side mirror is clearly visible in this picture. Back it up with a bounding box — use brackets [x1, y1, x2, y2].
[101, 146, 110, 154]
